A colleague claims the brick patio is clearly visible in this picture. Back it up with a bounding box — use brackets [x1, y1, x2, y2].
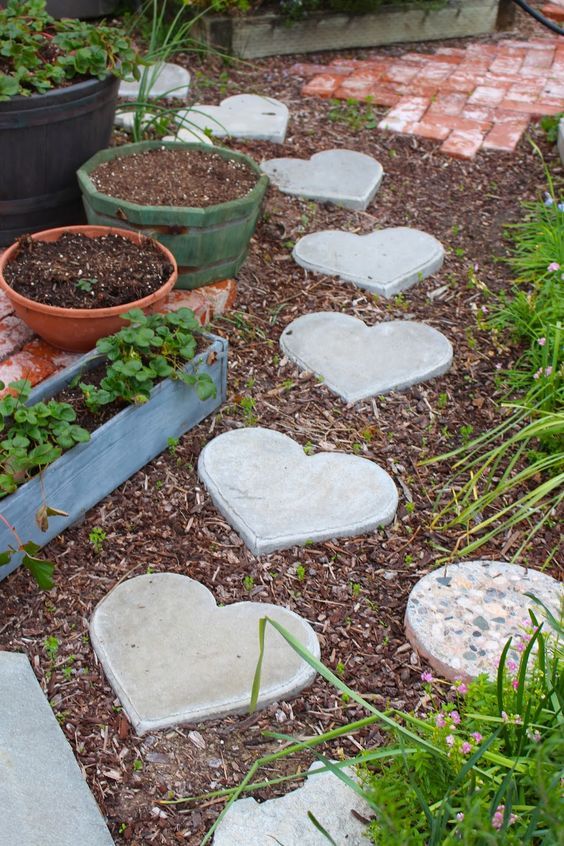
[0, 280, 236, 394]
[292, 37, 564, 159]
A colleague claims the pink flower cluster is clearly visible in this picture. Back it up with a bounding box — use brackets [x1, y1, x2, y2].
[492, 805, 517, 830]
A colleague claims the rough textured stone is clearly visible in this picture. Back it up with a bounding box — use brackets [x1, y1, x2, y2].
[119, 62, 191, 100]
[405, 560, 562, 681]
[0, 652, 114, 846]
[176, 94, 289, 143]
[90, 574, 319, 735]
[198, 427, 398, 555]
[261, 149, 383, 210]
[293, 227, 444, 297]
[213, 762, 372, 845]
[280, 314, 452, 402]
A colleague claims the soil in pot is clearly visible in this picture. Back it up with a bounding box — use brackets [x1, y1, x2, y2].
[88, 147, 259, 207]
[4, 232, 173, 309]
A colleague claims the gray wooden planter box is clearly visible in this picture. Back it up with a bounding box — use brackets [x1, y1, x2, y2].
[195, 0, 514, 59]
[0, 335, 227, 582]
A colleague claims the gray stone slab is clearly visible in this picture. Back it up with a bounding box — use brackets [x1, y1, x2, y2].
[90, 574, 319, 735]
[405, 560, 562, 682]
[214, 762, 372, 845]
[558, 118, 564, 167]
[119, 62, 191, 100]
[176, 94, 289, 143]
[293, 227, 444, 297]
[261, 149, 383, 210]
[280, 313, 453, 402]
[198, 427, 398, 555]
[0, 652, 114, 846]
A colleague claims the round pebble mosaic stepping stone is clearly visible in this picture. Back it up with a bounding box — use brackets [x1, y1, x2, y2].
[293, 227, 445, 297]
[198, 428, 398, 555]
[280, 314, 453, 403]
[176, 94, 289, 144]
[118, 62, 191, 100]
[405, 560, 562, 682]
[214, 762, 372, 845]
[260, 149, 383, 210]
[90, 573, 319, 735]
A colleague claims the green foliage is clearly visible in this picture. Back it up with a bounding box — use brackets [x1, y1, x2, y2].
[327, 97, 378, 132]
[540, 112, 564, 144]
[80, 308, 216, 413]
[0, 0, 139, 101]
[0, 379, 90, 499]
[88, 526, 107, 554]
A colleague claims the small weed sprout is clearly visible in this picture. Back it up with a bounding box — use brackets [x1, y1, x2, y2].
[89, 526, 107, 554]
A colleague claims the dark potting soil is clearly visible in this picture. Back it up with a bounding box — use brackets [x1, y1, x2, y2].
[89, 147, 259, 207]
[5, 233, 173, 309]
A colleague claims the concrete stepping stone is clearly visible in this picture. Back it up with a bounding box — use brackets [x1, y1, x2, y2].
[405, 560, 562, 682]
[293, 227, 444, 297]
[119, 62, 191, 100]
[260, 149, 383, 210]
[280, 314, 453, 403]
[214, 761, 372, 845]
[0, 652, 114, 846]
[176, 94, 289, 143]
[198, 428, 398, 555]
[90, 573, 319, 735]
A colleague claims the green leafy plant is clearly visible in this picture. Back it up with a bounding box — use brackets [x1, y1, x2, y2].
[327, 96, 378, 132]
[79, 308, 216, 413]
[88, 526, 107, 554]
[0, 0, 139, 101]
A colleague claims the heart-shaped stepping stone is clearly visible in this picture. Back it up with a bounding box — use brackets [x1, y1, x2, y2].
[176, 94, 289, 143]
[261, 149, 383, 210]
[293, 227, 444, 297]
[198, 428, 398, 555]
[119, 62, 191, 100]
[405, 560, 562, 682]
[281, 314, 453, 403]
[90, 573, 319, 735]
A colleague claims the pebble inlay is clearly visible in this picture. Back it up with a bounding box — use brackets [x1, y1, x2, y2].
[405, 560, 562, 681]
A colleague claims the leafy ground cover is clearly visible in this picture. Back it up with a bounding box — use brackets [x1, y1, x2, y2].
[0, 13, 561, 845]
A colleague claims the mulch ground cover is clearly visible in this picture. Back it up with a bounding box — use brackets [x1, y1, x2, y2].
[0, 15, 562, 846]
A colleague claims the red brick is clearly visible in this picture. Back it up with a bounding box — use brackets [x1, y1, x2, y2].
[422, 113, 492, 132]
[434, 47, 467, 59]
[364, 85, 402, 107]
[0, 315, 34, 359]
[378, 116, 415, 134]
[482, 120, 529, 152]
[488, 56, 523, 75]
[24, 338, 81, 369]
[385, 95, 431, 124]
[0, 291, 14, 320]
[333, 76, 383, 101]
[441, 128, 484, 159]
[407, 80, 440, 97]
[441, 72, 483, 94]
[506, 80, 547, 104]
[499, 98, 563, 116]
[523, 48, 555, 70]
[164, 280, 237, 323]
[328, 58, 362, 71]
[427, 92, 467, 117]
[542, 78, 564, 98]
[418, 62, 454, 83]
[0, 350, 57, 392]
[382, 62, 420, 85]
[289, 62, 331, 77]
[412, 120, 452, 141]
[468, 85, 507, 107]
[462, 105, 496, 123]
[542, 3, 564, 20]
[302, 74, 343, 98]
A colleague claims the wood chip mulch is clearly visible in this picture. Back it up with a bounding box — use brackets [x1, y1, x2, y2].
[0, 16, 562, 846]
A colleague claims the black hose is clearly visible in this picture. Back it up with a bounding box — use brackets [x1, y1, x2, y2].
[510, 0, 564, 36]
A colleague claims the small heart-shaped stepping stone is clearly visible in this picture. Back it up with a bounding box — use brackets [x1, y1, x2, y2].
[90, 574, 319, 735]
[176, 94, 289, 144]
[281, 314, 453, 403]
[261, 149, 383, 210]
[198, 428, 398, 555]
[119, 62, 191, 100]
[293, 227, 444, 297]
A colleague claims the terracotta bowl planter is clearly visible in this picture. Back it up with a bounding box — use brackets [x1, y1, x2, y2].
[0, 225, 177, 352]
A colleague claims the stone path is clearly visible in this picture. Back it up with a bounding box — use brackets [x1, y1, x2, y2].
[0, 281, 235, 394]
[90, 573, 319, 734]
[0, 652, 114, 846]
[176, 94, 289, 144]
[214, 762, 372, 845]
[405, 560, 562, 682]
[119, 62, 191, 100]
[280, 314, 453, 402]
[261, 149, 383, 210]
[293, 227, 444, 297]
[198, 428, 398, 555]
[292, 37, 564, 158]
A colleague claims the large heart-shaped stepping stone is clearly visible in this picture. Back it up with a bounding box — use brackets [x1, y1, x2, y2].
[198, 428, 398, 555]
[293, 227, 444, 297]
[119, 62, 191, 100]
[214, 762, 371, 845]
[176, 94, 289, 143]
[261, 149, 383, 210]
[405, 560, 562, 682]
[281, 314, 453, 403]
[90, 574, 319, 735]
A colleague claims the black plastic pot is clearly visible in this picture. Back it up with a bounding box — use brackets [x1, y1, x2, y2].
[45, 0, 119, 18]
[0, 75, 119, 247]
